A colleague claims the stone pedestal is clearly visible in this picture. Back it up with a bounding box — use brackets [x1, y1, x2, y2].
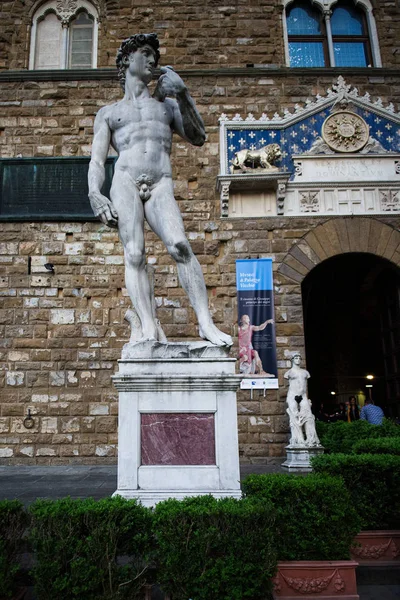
[112, 341, 241, 506]
[282, 445, 324, 472]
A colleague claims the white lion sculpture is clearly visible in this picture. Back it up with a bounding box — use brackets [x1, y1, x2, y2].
[230, 143, 282, 173]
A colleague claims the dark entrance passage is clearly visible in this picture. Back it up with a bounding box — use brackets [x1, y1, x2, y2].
[302, 253, 400, 418]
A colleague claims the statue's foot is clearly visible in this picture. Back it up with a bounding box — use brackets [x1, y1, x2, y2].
[259, 371, 275, 377]
[199, 322, 233, 346]
[137, 335, 157, 343]
[138, 323, 158, 343]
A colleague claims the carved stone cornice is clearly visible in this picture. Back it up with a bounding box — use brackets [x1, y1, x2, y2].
[219, 76, 400, 127]
[2, 67, 400, 84]
[216, 173, 290, 218]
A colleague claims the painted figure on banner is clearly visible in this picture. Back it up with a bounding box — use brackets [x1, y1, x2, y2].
[238, 314, 275, 375]
[88, 32, 232, 347]
[284, 353, 321, 447]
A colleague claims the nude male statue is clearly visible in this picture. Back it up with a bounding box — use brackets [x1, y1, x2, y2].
[88, 33, 232, 346]
[284, 353, 321, 447]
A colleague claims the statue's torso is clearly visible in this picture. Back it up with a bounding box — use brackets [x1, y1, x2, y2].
[285, 367, 309, 397]
[238, 325, 252, 348]
[106, 98, 175, 184]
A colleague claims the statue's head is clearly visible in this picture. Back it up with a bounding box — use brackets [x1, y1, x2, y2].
[116, 33, 160, 90]
[291, 352, 302, 365]
[239, 314, 250, 326]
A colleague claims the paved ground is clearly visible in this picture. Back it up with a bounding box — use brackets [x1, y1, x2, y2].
[0, 463, 286, 504]
[1, 464, 399, 600]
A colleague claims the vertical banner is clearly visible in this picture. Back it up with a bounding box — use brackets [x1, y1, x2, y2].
[236, 259, 278, 389]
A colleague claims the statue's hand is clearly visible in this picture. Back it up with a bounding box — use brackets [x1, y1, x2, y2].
[89, 193, 118, 228]
[154, 66, 186, 101]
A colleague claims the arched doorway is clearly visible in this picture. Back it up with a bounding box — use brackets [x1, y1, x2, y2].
[302, 253, 400, 418]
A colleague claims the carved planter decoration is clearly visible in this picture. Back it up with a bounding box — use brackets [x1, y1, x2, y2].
[273, 561, 359, 600]
[351, 530, 400, 566]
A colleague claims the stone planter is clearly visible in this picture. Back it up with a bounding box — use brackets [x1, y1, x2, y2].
[272, 561, 359, 600]
[351, 530, 400, 566]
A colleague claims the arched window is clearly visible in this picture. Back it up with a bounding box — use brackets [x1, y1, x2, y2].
[29, 0, 98, 70]
[283, 0, 381, 68]
[69, 11, 94, 68]
[331, 2, 372, 67]
[34, 12, 63, 69]
[287, 2, 327, 67]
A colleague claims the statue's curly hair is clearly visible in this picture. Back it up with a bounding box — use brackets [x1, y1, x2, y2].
[116, 33, 160, 91]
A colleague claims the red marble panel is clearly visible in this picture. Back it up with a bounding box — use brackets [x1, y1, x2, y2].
[141, 413, 216, 465]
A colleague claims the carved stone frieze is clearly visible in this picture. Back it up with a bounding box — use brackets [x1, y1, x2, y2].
[293, 161, 302, 176]
[352, 539, 392, 559]
[360, 136, 387, 155]
[277, 179, 287, 215]
[300, 191, 320, 213]
[220, 181, 230, 218]
[307, 134, 386, 156]
[216, 173, 290, 217]
[322, 111, 369, 153]
[280, 569, 345, 594]
[380, 190, 400, 211]
[56, 0, 78, 23]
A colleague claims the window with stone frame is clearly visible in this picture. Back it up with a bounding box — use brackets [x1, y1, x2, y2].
[29, 0, 98, 70]
[283, 0, 381, 68]
[286, 2, 329, 67]
[330, 1, 372, 67]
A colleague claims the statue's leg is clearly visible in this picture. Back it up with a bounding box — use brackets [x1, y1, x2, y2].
[111, 173, 158, 341]
[145, 179, 232, 346]
[254, 350, 267, 375]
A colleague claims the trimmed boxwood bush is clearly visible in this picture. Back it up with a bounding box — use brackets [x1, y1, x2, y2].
[316, 419, 400, 454]
[352, 437, 400, 455]
[29, 496, 153, 600]
[312, 453, 400, 530]
[242, 473, 360, 561]
[0, 500, 28, 599]
[152, 495, 277, 600]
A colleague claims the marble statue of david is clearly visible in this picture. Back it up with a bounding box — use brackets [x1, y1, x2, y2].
[88, 33, 232, 347]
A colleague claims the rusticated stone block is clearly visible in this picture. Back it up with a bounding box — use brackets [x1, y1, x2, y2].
[96, 417, 117, 433]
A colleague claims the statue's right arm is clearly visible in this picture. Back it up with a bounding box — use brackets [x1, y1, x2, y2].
[88, 107, 118, 228]
[252, 319, 274, 332]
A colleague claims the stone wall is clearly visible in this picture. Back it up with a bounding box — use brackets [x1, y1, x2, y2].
[0, 0, 400, 463]
[1, 210, 399, 463]
[1, 0, 400, 70]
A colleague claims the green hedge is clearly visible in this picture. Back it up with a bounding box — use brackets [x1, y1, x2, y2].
[0, 500, 28, 599]
[312, 453, 400, 530]
[152, 495, 277, 600]
[242, 473, 360, 561]
[29, 496, 153, 600]
[316, 419, 400, 454]
[352, 437, 400, 455]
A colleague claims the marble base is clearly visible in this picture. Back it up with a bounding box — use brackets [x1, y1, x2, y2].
[282, 445, 324, 472]
[122, 339, 231, 360]
[115, 489, 242, 508]
[112, 343, 241, 506]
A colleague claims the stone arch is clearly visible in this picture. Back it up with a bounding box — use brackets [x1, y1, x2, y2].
[278, 217, 400, 283]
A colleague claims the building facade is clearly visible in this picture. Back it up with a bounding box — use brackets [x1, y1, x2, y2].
[0, 0, 399, 464]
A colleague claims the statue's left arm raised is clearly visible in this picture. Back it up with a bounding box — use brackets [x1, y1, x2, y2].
[154, 66, 206, 147]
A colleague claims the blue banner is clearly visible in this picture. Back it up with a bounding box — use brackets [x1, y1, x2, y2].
[236, 259, 278, 382]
